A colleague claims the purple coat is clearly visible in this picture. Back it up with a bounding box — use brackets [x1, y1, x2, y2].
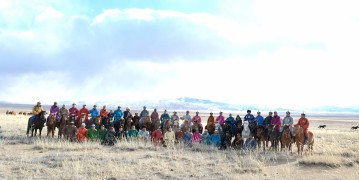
[271, 115, 281, 132]
[50, 105, 60, 121]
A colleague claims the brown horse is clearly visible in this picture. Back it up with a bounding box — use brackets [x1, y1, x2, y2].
[256, 126, 269, 151]
[124, 117, 132, 131]
[293, 125, 314, 155]
[76, 113, 87, 128]
[47, 113, 56, 138]
[180, 121, 191, 133]
[175, 130, 184, 145]
[231, 134, 244, 150]
[89, 116, 102, 129]
[192, 121, 203, 134]
[143, 117, 153, 134]
[205, 122, 216, 135]
[281, 125, 292, 153]
[151, 118, 161, 131]
[118, 118, 125, 129]
[58, 115, 68, 138]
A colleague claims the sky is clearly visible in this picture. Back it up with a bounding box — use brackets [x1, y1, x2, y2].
[1, 0, 359, 109]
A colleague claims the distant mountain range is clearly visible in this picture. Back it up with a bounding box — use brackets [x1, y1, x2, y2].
[1, 97, 359, 113]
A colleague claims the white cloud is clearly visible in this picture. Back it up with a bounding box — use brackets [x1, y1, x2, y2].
[1, 2, 359, 109]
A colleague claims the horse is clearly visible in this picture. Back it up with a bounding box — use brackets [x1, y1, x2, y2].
[152, 118, 161, 131]
[180, 121, 191, 133]
[47, 113, 57, 138]
[118, 118, 125, 129]
[89, 116, 102, 129]
[231, 134, 244, 150]
[268, 124, 279, 151]
[281, 125, 292, 153]
[351, 126, 359, 130]
[102, 116, 111, 129]
[27, 111, 46, 137]
[58, 115, 68, 138]
[124, 117, 132, 131]
[256, 126, 269, 151]
[192, 121, 203, 134]
[293, 125, 314, 156]
[205, 122, 216, 135]
[175, 130, 184, 148]
[318, 125, 326, 129]
[248, 121, 258, 137]
[76, 113, 87, 128]
[143, 117, 153, 134]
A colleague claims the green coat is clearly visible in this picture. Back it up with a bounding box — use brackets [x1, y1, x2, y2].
[97, 129, 107, 140]
[127, 129, 138, 137]
[86, 129, 98, 141]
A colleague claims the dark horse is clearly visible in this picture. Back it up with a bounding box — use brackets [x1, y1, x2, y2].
[102, 116, 111, 129]
[268, 124, 280, 151]
[27, 111, 46, 137]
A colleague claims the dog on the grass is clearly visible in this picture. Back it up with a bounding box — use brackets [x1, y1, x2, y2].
[318, 125, 326, 129]
[351, 126, 359, 130]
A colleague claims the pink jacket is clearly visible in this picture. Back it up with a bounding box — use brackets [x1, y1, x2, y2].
[192, 132, 202, 143]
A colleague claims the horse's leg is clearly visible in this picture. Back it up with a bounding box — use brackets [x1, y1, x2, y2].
[52, 126, 55, 138]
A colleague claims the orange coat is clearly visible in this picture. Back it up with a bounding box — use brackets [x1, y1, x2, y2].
[297, 118, 309, 137]
[100, 109, 108, 117]
[207, 116, 215, 125]
[77, 127, 88, 142]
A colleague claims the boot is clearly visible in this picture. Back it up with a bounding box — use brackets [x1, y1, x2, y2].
[304, 137, 308, 145]
[292, 136, 296, 143]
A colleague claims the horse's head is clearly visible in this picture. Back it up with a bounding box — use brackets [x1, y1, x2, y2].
[293, 124, 301, 136]
[40, 111, 47, 117]
[268, 124, 275, 132]
[174, 120, 179, 126]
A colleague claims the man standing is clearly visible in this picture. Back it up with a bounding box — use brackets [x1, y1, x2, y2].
[113, 106, 124, 130]
[139, 106, 149, 128]
[216, 112, 225, 127]
[89, 105, 100, 121]
[164, 127, 175, 149]
[296, 113, 310, 144]
[62, 121, 77, 142]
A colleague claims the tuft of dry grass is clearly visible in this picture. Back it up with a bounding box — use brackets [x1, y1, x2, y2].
[1, 114, 359, 179]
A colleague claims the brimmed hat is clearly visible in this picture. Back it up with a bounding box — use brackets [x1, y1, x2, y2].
[69, 121, 75, 124]
[81, 123, 86, 127]
[91, 124, 95, 127]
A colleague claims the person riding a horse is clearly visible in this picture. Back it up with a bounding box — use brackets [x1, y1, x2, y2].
[49, 102, 60, 124]
[139, 106, 149, 129]
[100, 105, 108, 121]
[280, 111, 294, 142]
[192, 112, 202, 125]
[89, 105, 100, 121]
[77, 104, 89, 124]
[31, 102, 43, 123]
[244, 110, 256, 135]
[160, 110, 170, 128]
[271, 111, 281, 139]
[296, 113, 310, 144]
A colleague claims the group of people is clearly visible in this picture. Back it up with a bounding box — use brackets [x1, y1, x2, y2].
[29, 102, 311, 148]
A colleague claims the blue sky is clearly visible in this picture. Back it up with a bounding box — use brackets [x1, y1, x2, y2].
[1, 0, 359, 109]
